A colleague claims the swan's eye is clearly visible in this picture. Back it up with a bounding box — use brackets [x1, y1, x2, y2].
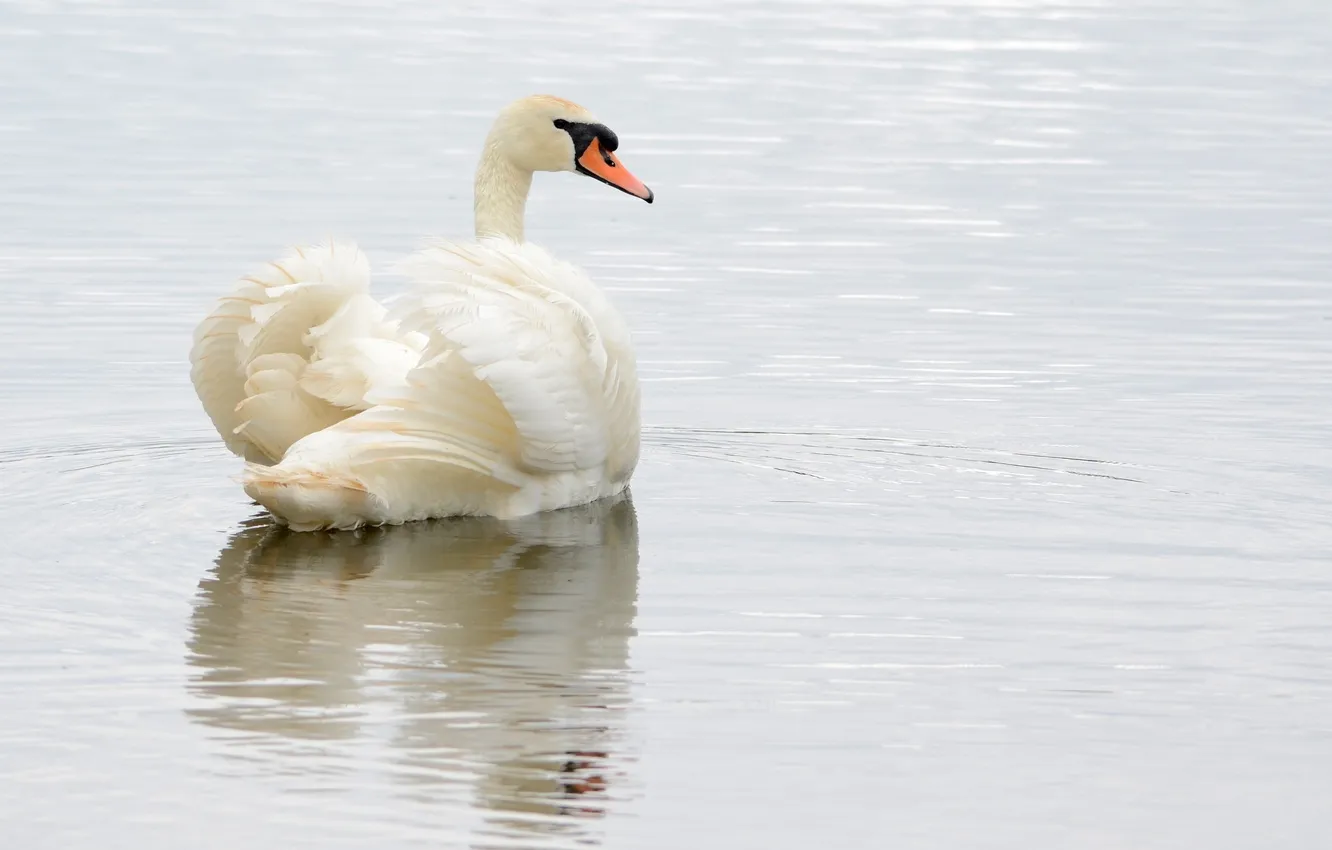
[553, 118, 569, 130]
[604, 156, 615, 167]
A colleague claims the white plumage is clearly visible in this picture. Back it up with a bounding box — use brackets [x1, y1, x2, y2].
[189, 96, 651, 530]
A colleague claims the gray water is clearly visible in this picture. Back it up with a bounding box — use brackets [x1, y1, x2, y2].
[2, 1, 1331, 847]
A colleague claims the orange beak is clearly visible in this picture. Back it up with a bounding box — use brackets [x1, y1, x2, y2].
[576, 138, 653, 203]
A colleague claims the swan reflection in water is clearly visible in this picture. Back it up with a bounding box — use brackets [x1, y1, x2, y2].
[187, 494, 639, 845]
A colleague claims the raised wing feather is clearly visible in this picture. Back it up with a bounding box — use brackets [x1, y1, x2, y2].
[189, 242, 422, 464]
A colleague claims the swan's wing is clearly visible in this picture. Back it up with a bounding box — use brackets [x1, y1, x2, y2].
[388, 239, 631, 475]
[189, 242, 422, 464]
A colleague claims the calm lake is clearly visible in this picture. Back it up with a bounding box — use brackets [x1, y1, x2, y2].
[2, 0, 1330, 847]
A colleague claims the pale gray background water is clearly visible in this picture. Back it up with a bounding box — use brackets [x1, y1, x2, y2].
[2, 0, 1330, 847]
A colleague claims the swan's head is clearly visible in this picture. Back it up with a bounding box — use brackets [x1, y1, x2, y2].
[488, 95, 653, 203]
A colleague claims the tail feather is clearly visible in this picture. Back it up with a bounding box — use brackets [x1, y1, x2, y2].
[242, 415, 526, 530]
[242, 462, 374, 532]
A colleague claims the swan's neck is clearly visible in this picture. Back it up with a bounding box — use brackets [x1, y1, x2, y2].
[474, 142, 532, 242]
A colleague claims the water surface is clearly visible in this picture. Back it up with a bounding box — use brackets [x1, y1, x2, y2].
[1, 1, 1330, 847]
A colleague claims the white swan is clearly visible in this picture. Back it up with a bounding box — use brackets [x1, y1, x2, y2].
[190, 95, 653, 531]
